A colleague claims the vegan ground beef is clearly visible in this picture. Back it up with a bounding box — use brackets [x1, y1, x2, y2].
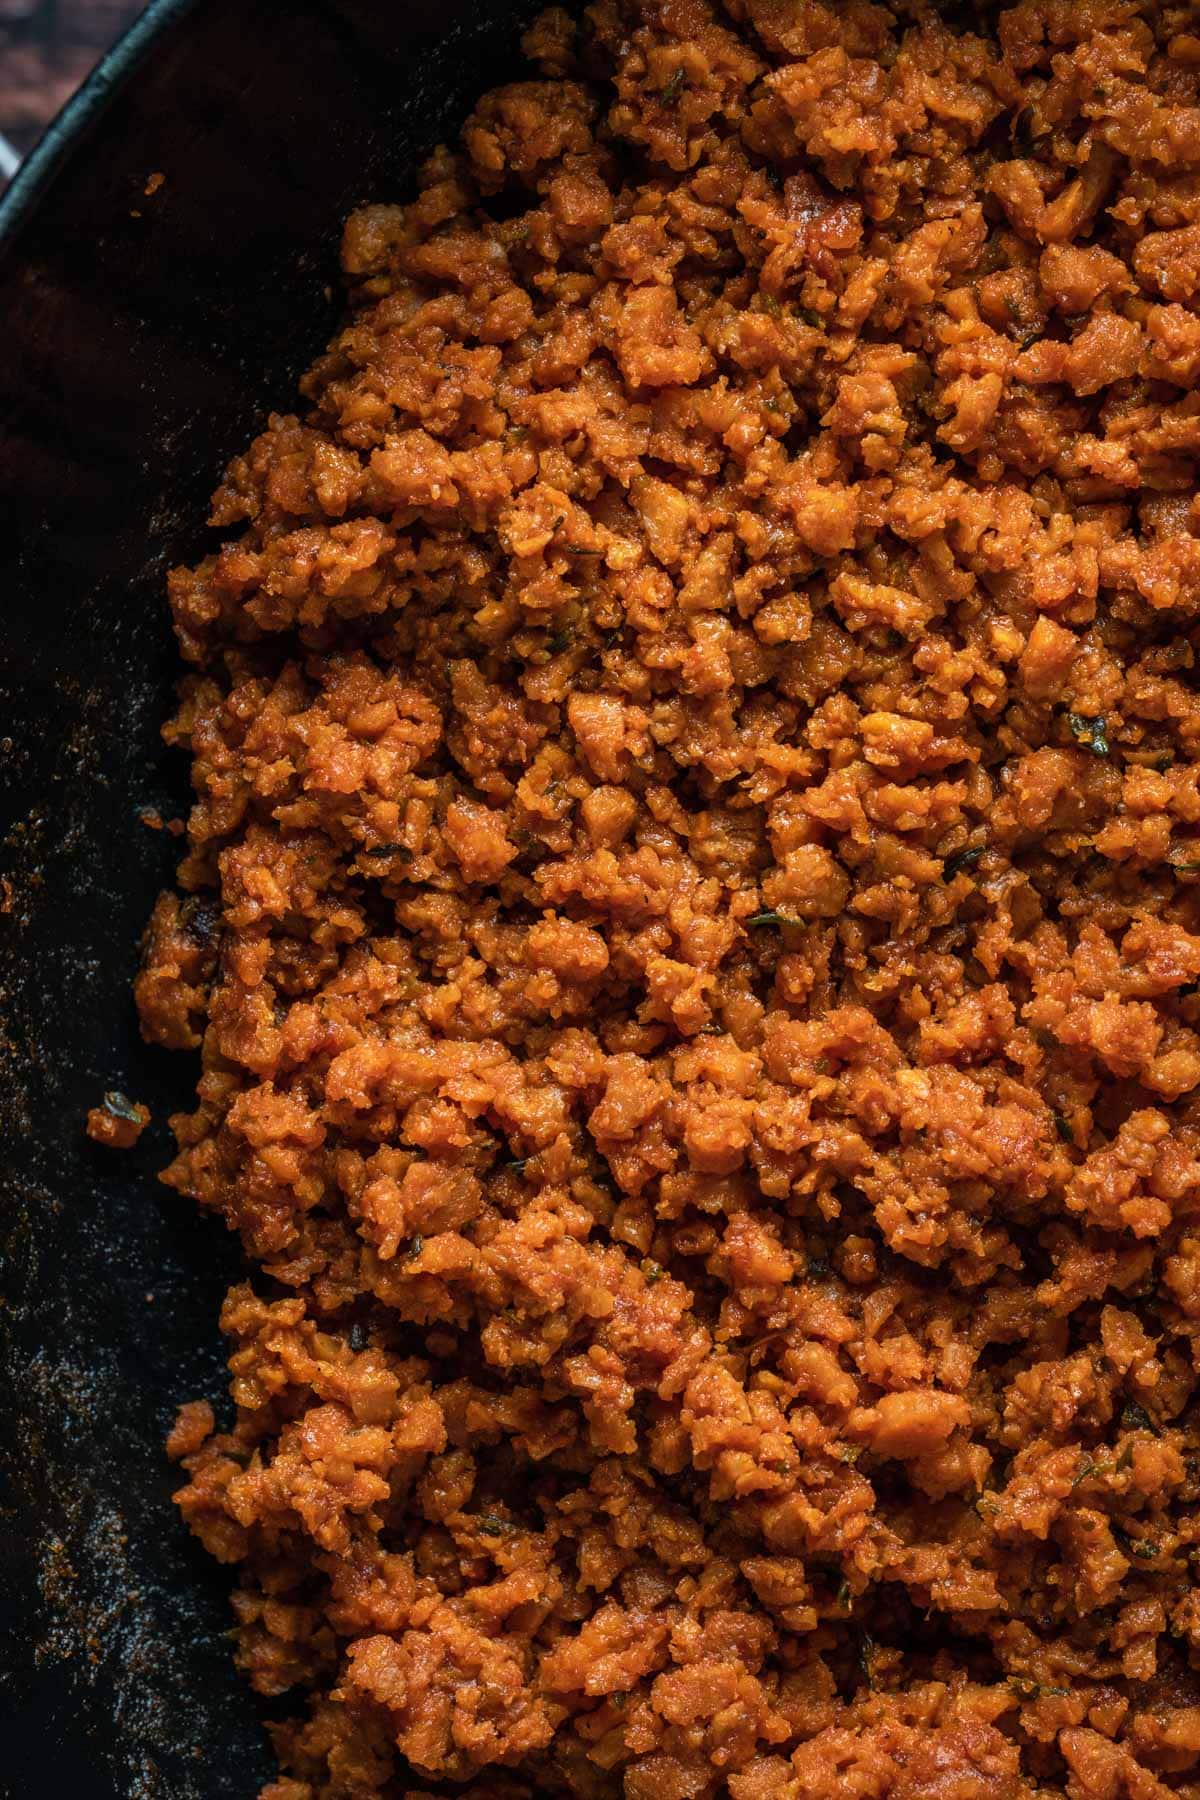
[144, 1, 1200, 1794]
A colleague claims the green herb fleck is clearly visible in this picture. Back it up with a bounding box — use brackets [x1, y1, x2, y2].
[477, 1514, 511, 1536]
[1053, 1113, 1074, 1145]
[1170, 858, 1200, 875]
[407, 1234, 424, 1260]
[1067, 712, 1109, 758]
[642, 1259, 664, 1285]
[748, 911, 799, 928]
[1121, 1400, 1158, 1435]
[1116, 1442, 1134, 1472]
[836, 1443, 861, 1465]
[858, 1633, 876, 1687]
[1010, 1677, 1069, 1700]
[364, 842, 409, 859]
[506, 1158, 528, 1174]
[611, 1692, 628, 1710]
[1128, 1537, 1160, 1560]
[835, 1579, 852, 1611]
[103, 1090, 142, 1123]
[662, 67, 686, 103]
[1072, 1456, 1096, 1488]
[547, 629, 574, 655]
[943, 845, 984, 880]
[799, 306, 825, 330]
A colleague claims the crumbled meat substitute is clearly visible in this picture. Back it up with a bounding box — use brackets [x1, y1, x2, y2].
[145, 1, 1200, 1794]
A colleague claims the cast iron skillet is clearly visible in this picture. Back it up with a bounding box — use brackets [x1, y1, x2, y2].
[0, 3, 542, 1791]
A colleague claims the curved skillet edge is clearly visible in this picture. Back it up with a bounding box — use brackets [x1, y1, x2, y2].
[0, 0, 202, 243]
[0, 1, 543, 1793]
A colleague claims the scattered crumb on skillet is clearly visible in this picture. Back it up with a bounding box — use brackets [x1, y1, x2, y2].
[145, 2, 1200, 1794]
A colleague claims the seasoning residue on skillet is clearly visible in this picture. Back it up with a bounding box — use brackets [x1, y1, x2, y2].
[141, 2, 1200, 1794]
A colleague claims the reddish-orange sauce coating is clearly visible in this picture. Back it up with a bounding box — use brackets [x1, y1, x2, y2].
[145, 3, 1200, 1794]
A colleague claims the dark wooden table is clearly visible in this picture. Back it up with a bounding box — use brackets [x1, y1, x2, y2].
[0, 0, 145, 176]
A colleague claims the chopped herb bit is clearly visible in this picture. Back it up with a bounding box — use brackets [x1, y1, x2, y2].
[858, 1632, 876, 1686]
[506, 1158, 528, 1173]
[1127, 1537, 1160, 1559]
[799, 306, 825, 329]
[1121, 1400, 1158, 1435]
[407, 1234, 424, 1259]
[1116, 1442, 1134, 1472]
[835, 1579, 852, 1610]
[1072, 1456, 1096, 1488]
[547, 630, 574, 654]
[761, 294, 783, 316]
[662, 67, 686, 103]
[103, 1090, 142, 1123]
[1010, 1677, 1069, 1699]
[807, 1253, 829, 1277]
[836, 1443, 861, 1465]
[1053, 1113, 1074, 1144]
[1066, 712, 1109, 757]
[748, 911, 799, 927]
[943, 845, 984, 879]
[642, 1259, 664, 1284]
[364, 843, 409, 859]
[349, 1323, 368, 1353]
[611, 1691, 628, 1710]
[477, 1514, 511, 1536]
[1170, 858, 1200, 874]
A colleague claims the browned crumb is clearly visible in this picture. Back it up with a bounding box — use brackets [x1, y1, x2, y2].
[86, 1091, 149, 1149]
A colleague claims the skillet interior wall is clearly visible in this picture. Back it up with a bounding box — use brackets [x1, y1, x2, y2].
[0, 0, 545, 1792]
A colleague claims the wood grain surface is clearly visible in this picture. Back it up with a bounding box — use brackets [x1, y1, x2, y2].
[0, 0, 145, 165]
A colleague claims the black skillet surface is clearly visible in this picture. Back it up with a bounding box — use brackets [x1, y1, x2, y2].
[0, 2, 542, 1790]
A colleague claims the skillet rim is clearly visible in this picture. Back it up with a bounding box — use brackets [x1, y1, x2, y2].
[0, 0, 203, 246]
